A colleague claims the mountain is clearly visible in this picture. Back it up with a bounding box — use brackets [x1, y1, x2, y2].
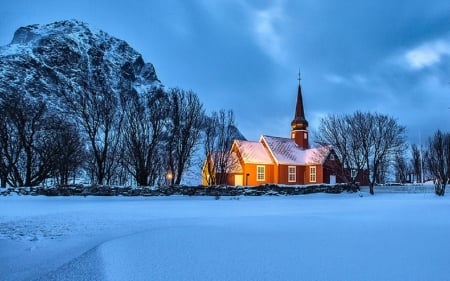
[0, 19, 160, 109]
[0, 19, 246, 186]
[230, 125, 246, 142]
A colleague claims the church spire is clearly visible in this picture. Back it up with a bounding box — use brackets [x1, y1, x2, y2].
[291, 71, 309, 149]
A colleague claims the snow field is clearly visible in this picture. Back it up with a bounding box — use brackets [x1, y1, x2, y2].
[1, 192, 449, 281]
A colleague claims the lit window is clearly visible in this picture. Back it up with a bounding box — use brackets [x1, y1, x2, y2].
[257, 166, 265, 181]
[304, 132, 308, 139]
[310, 166, 316, 182]
[288, 166, 296, 182]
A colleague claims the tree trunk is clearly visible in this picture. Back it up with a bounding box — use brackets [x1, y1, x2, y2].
[175, 169, 182, 185]
[137, 169, 148, 186]
[437, 183, 446, 196]
[0, 174, 6, 188]
[369, 183, 374, 195]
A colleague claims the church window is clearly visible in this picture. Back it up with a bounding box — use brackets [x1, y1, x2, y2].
[310, 166, 316, 182]
[288, 166, 296, 182]
[257, 166, 265, 181]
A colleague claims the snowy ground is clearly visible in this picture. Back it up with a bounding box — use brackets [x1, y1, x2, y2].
[1, 189, 449, 281]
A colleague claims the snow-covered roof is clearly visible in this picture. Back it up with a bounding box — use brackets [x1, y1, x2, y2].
[304, 146, 331, 165]
[261, 135, 330, 165]
[233, 140, 274, 165]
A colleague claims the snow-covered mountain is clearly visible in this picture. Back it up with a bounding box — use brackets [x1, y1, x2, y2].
[0, 19, 160, 107]
[0, 19, 247, 186]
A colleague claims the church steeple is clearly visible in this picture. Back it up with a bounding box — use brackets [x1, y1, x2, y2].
[291, 71, 309, 149]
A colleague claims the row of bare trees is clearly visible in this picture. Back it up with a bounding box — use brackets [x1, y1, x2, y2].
[380, 130, 450, 196]
[0, 79, 224, 187]
[316, 111, 450, 196]
[0, 91, 86, 187]
[394, 130, 450, 196]
[390, 144, 425, 186]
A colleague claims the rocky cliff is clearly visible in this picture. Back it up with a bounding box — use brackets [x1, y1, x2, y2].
[0, 19, 160, 108]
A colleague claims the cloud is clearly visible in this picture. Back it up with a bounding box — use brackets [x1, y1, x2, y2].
[404, 39, 450, 70]
[324, 73, 369, 88]
[247, 0, 287, 64]
[324, 73, 346, 85]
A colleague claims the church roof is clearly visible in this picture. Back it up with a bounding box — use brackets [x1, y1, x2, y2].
[291, 83, 308, 130]
[232, 140, 274, 165]
[261, 135, 330, 165]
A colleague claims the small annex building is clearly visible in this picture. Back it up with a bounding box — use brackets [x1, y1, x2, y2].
[202, 77, 344, 186]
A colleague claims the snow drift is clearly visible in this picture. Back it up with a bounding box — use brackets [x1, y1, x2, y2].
[1, 191, 449, 281]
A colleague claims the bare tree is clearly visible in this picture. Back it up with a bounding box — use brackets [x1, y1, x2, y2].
[316, 111, 407, 194]
[61, 67, 125, 185]
[346, 112, 372, 184]
[52, 121, 86, 185]
[394, 152, 410, 183]
[0, 152, 6, 187]
[122, 88, 168, 186]
[0, 93, 61, 186]
[203, 110, 238, 185]
[365, 113, 407, 194]
[202, 113, 218, 186]
[411, 144, 425, 183]
[166, 88, 204, 185]
[0, 110, 14, 187]
[315, 114, 349, 182]
[426, 130, 450, 196]
[315, 113, 366, 184]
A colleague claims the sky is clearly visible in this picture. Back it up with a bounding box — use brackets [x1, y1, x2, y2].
[1, 0, 450, 145]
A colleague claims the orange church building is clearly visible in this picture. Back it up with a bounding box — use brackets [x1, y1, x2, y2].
[202, 78, 343, 186]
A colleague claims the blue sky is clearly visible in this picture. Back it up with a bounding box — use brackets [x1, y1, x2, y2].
[1, 0, 450, 145]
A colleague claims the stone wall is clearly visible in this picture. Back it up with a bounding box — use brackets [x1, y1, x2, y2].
[0, 183, 358, 197]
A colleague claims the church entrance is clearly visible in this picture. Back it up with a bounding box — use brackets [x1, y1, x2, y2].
[234, 175, 243, 186]
[330, 175, 336, 185]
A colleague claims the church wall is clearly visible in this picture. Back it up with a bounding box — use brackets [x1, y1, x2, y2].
[241, 163, 275, 186]
[274, 164, 280, 184]
[203, 162, 335, 186]
[298, 166, 306, 185]
[277, 165, 302, 185]
[201, 159, 213, 186]
[304, 164, 324, 184]
[292, 130, 309, 149]
[278, 165, 288, 185]
[317, 166, 324, 183]
[226, 172, 240, 186]
[274, 165, 334, 185]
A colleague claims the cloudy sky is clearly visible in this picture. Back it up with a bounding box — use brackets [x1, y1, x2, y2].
[1, 0, 449, 144]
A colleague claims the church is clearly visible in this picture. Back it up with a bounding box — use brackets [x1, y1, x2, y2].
[202, 77, 342, 186]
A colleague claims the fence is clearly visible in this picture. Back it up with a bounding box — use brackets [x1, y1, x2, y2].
[360, 184, 435, 193]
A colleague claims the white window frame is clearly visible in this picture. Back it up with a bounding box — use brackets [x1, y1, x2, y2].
[257, 166, 265, 181]
[310, 166, 316, 183]
[288, 166, 296, 183]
